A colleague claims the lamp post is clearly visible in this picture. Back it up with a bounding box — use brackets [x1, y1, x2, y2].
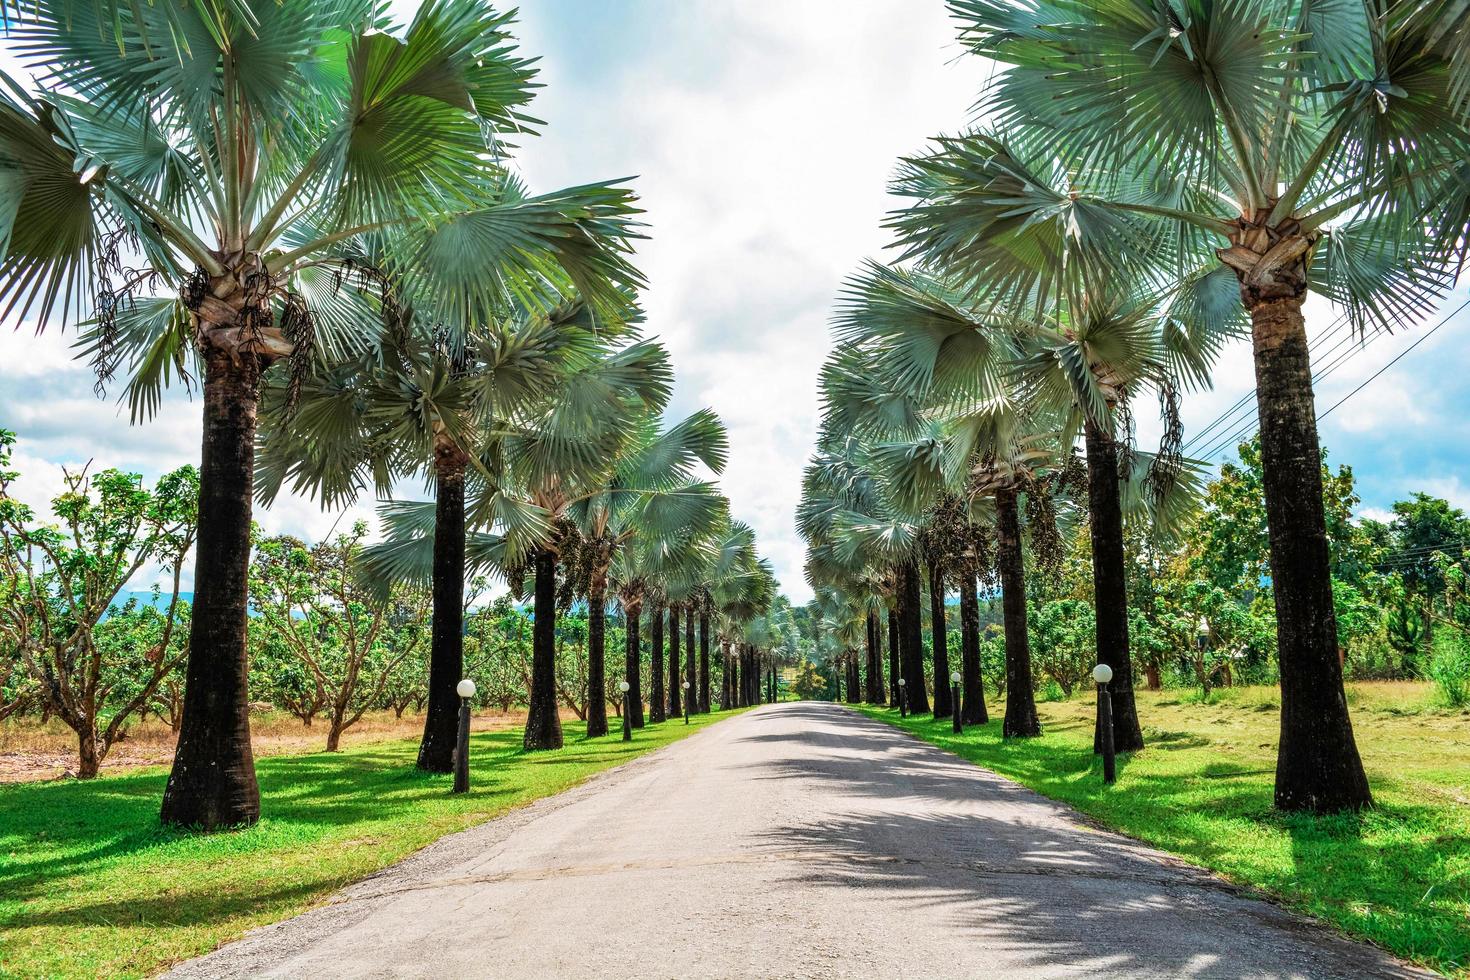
[453, 678, 475, 794]
[681, 680, 691, 725]
[950, 671, 962, 734]
[898, 677, 907, 718]
[1093, 663, 1115, 785]
[619, 680, 632, 742]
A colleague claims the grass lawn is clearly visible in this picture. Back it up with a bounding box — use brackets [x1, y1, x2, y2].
[0, 710, 744, 979]
[859, 684, 1470, 978]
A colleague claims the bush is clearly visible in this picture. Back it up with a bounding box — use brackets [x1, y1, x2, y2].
[1428, 630, 1470, 708]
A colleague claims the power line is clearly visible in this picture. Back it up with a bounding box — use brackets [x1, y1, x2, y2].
[1317, 296, 1470, 422]
[1194, 295, 1469, 462]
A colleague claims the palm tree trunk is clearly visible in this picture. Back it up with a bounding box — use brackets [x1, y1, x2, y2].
[724, 642, 735, 708]
[685, 606, 696, 711]
[844, 651, 860, 704]
[698, 610, 711, 712]
[959, 570, 988, 725]
[648, 603, 666, 723]
[928, 562, 952, 718]
[667, 605, 682, 717]
[887, 609, 899, 708]
[523, 547, 564, 750]
[625, 603, 645, 728]
[865, 611, 885, 704]
[1249, 292, 1372, 811]
[996, 487, 1040, 738]
[161, 349, 261, 830]
[586, 574, 609, 738]
[417, 450, 467, 773]
[897, 558, 930, 713]
[1084, 417, 1144, 753]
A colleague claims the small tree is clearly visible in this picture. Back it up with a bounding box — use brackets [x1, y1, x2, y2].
[248, 524, 412, 751]
[789, 658, 828, 701]
[0, 430, 197, 777]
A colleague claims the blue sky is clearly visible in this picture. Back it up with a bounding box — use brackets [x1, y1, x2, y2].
[2, 2, 1469, 602]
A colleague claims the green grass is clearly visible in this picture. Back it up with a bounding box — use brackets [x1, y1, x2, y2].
[858, 684, 1470, 978]
[0, 710, 744, 979]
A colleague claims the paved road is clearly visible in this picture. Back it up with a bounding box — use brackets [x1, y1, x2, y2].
[169, 703, 1424, 979]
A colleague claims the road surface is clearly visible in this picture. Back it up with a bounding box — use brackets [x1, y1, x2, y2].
[168, 702, 1423, 979]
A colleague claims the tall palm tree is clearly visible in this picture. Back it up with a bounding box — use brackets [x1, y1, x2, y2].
[857, 148, 1228, 749]
[478, 341, 672, 750]
[925, 0, 1470, 812]
[0, 0, 643, 828]
[258, 300, 602, 770]
[828, 270, 1085, 736]
[565, 410, 728, 735]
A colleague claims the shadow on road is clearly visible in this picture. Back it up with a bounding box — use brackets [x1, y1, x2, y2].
[734, 703, 1423, 980]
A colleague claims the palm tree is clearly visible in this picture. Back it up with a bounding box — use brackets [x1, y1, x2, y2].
[828, 269, 1085, 736]
[258, 301, 603, 770]
[565, 410, 728, 735]
[923, 0, 1470, 811]
[798, 422, 932, 714]
[878, 130, 1231, 751]
[477, 341, 673, 750]
[0, 0, 643, 828]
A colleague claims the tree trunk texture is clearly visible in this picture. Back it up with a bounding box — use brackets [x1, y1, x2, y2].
[865, 611, 885, 704]
[586, 577, 608, 738]
[996, 488, 1040, 738]
[1084, 417, 1144, 753]
[844, 651, 860, 704]
[649, 604, 666, 723]
[625, 604, 645, 728]
[76, 724, 101, 779]
[685, 607, 697, 712]
[667, 606, 682, 717]
[161, 349, 262, 829]
[1249, 291, 1372, 812]
[887, 610, 900, 708]
[523, 548, 564, 750]
[959, 571, 988, 725]
[897, 559, 929, 714]
[928, 562, 952, 718]
[699, 611, 711, 712]
[417, 451, 467, 773]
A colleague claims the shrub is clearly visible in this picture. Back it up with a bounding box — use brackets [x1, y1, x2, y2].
[1428, 631, 1470, 709]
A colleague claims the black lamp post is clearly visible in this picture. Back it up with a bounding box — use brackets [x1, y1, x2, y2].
[619, 680, 632, 741]
[681, 680, 691, 725]
[1093, 663, 1116, 784]
[453, 678, 475, 794]
[898, 677, 907, 718]
[950, 671, 962, 734]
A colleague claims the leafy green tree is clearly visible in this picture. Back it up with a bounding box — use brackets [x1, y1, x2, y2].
[0, 0, 643, 827]
[465, 596, 531, 712]
[0, 430, 197, 777]
[1028, 598, 1096, 697]
[789, 658, 828, 701]
[1388, 493, 1470, 635]
[248, 524, 417, 751]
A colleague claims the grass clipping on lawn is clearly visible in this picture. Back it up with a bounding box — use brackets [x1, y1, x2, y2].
[0, 710, 745, 979]
[860, 683, 1470, 979]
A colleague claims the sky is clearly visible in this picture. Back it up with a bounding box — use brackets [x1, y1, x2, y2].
[3, 1, 1470, 604]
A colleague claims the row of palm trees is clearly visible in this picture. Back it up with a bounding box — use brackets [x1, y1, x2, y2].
[0, 0, 783, 829]
[801, 0, 1470, 814]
